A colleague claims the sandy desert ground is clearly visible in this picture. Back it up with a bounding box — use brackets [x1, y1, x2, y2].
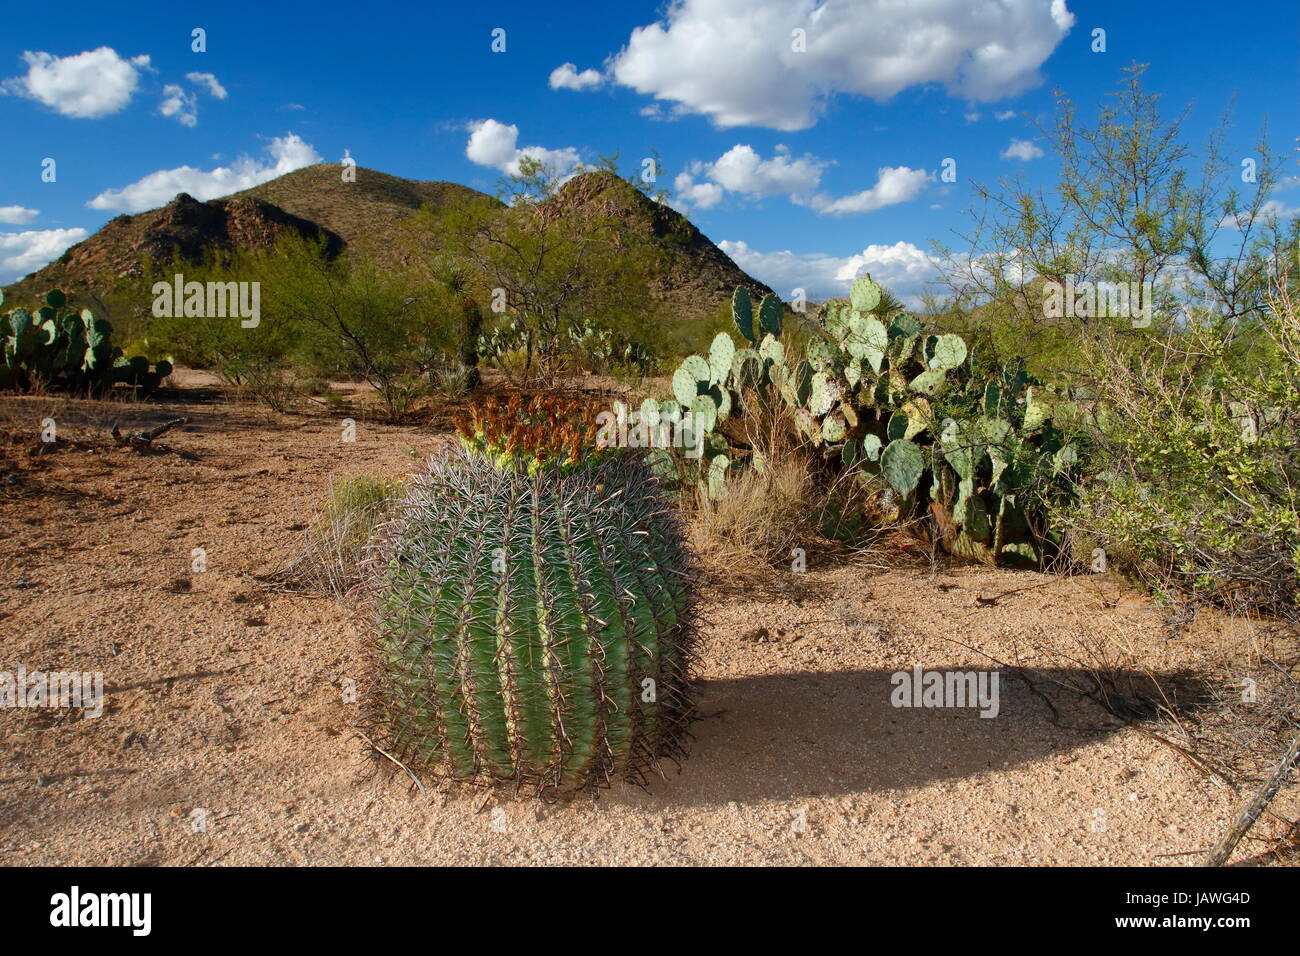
[1, 380, 1295, 866]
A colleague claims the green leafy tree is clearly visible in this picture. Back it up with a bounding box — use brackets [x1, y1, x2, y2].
[416, 155, 667, 383]
[938, 64, 1296, 382]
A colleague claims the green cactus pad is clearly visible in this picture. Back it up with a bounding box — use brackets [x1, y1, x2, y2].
[690, 392, 718, 434]
[707, 383, 732, 419]
[926, 334, 968, 371]
[758, 334, 784, 366]
[887, 410, 909, 441]
[846, 311, 888, 372]
[889, 312, 922, 339]
[883, 439, 925, 494]
[732, 287, 755, 342]
[672, 355, 710, 406]
[707, 454, 729, 500]
[849, 276, 882, 313]
[881, 439, 924, 495]
[708, 332, 735, 384]
[758, 294, 783, 338]
[908, 368, 948, 396]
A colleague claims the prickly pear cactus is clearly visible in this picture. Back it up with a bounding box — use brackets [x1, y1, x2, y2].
[1, 289, 171, 393]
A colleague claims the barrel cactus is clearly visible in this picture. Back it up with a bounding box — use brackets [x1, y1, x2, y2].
[366, 394, 698, 793]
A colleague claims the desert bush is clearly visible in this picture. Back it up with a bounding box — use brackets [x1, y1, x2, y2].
[148, 236, 464, 419]
[1059, 283, 1300, 615]
[367, 395, 697, 792]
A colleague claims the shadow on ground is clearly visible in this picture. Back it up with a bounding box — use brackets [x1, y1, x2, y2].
[651, 666, 1213, 805]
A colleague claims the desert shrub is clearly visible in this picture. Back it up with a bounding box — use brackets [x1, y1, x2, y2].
[282, 474, 402, 598]
[1059, 284, 1300, 615]
[367, 396, 697, 792]
[148, 236, 465, 419]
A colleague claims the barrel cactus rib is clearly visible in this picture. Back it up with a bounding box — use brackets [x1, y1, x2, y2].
[497, 481, 554, 775]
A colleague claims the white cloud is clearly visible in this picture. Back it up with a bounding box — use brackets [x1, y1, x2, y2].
[806, 166, 931, 215]
[995, 109, 1018, 121]
[719, 238, 943, 305]
[672, 172, 725, 210]
[1219, 198, 1300, 231]
[159, 84, 198, 126]
[549, 63, 604, 91]
[2, 47, 151, 118]
[706, 145, 825, 199]
[186, 71, 227, 99]
[86, 134, 322, 212]
[464, 119, 581, 178]
[0, 206, 39, 225]
[1001, 138, 1044, 161]
[963, 111, 982, 123]
[672, 144, 928, 215]
[610, 0, 1075, 130]
[0, 228, 88, 283]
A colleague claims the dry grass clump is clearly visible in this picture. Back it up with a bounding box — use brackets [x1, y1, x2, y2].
[274, 474, 402, 599]
[688, 390, 883, 580]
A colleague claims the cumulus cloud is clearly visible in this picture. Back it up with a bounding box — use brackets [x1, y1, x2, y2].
[1219, 198, 1300, 231]
[0, 206, 40, 225]
[806, 166, 931, 215]
[186, 71, 227, 99]
[549, 63, 604, 91]
[610, 0, 1075, 130]
[671, 173, 725, 210]
[465, 119, 581, 178]
[671, 144, 927, 215]
[719, 238, 943, 305]
[995, 109, 1018, 121]
[87, 133, 322, 212]
[1001, 138, 1044, 161]
[706, 144, 825, 199]
[2, 47, 151, 118]
[159, 84, 198, 126]
[0, 228, 88, 283]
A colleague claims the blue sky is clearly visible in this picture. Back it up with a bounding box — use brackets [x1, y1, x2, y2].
[1, 0, 1296, 300]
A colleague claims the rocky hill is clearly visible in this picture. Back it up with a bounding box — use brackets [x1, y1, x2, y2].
[6, 164, 772, 317]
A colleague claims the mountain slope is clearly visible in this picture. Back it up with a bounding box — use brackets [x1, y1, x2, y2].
[537, 171, 774, 313]
[7, 165, 772, 318]
[229, 164, 493, 248]
[5, 192, 342, 301]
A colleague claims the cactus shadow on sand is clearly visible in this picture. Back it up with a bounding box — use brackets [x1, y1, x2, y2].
[648, 666, 1215, 805]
